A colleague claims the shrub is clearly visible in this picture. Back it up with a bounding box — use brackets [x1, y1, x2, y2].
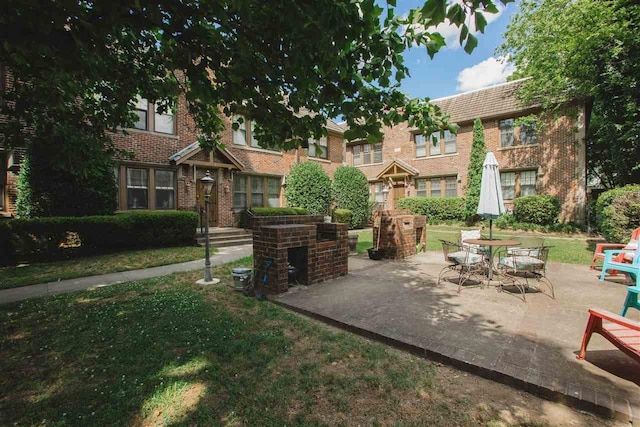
[3, 211, 197, 264]
[600, 190, 640, 242]
[493, 213, 582, 234]
[15, 155, 32, 219]
[464, 119, 487, 222]
[397, 197, 465, 222]
[251, 207, 309, 216]
[513, 195, 561, 225]
[284, 162, 331, 215]
[332, 208, 352, 225]
[595, 184, 640, 236]
[332, 166, 370, 228]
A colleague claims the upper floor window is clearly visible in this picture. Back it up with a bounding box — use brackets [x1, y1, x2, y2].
[416, 131, 457, 157]
[309, 137, 328, 159]
[352, 142, 382, 166]
[133, 97, 175, 134]
[232, 114, 247, 146]
[499, 119, 515, 147]
[519, 123, 538, 145]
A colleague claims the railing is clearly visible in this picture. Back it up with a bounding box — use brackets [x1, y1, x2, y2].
[242, 208, 255, 231]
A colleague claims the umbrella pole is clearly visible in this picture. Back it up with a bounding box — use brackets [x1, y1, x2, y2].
[488, 219, 493, 281]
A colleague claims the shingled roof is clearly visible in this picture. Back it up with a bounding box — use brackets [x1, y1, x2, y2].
[432, 78, 535, 125]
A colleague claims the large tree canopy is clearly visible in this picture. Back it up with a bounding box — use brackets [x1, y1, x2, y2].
[1, 0, 511, 164]
[498, 0, 640, 188]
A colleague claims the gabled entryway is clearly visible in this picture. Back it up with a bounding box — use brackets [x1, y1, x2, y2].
[375, 159, 419, 208]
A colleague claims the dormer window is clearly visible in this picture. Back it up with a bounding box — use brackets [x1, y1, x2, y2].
[133, 97, 175, 134]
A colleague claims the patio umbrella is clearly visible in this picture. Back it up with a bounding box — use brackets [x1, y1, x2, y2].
[476, 151, 506, 239]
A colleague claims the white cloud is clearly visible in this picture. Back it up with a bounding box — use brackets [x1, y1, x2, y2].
[404, 1, 505, 50]
[456, 57, 515, 92]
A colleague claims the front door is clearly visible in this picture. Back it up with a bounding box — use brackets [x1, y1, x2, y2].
[392, 184, 405, 209]
[196, 172, 217, 227]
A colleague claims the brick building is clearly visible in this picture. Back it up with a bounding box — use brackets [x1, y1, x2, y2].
[2, 77, 587, 224]
[347, 79, 588, 223]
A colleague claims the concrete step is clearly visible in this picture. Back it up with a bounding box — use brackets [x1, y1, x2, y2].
[196, 228, 252, 239]
[198, 238, 253, 248]
[198, 234, 252, 244]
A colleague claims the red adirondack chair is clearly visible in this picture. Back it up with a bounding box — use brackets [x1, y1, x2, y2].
[590, 227, 640, 272]
[577, 308, 640, 362]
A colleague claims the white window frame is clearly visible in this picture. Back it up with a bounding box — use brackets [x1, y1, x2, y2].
[126, 168, 149, 209]
[500, 119, 515, 147]
[445, 176, 457, 197]
[154, 170, 176, 209]
[501, 172, 516, 200]
[415, 134, 427, 158]
[232, 115, 247, 146]
[443, 130, 457, 154]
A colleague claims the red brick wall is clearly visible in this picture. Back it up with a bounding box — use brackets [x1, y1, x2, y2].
[349, 106, 587, 223]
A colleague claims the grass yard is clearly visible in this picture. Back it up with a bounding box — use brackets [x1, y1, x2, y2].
[353, 225, 599, 265]
[0, 259, 610, 426]
[0, 246, 208, 290]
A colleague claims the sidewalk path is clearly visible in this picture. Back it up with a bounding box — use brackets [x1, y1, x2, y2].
[0, 245, 253, 305]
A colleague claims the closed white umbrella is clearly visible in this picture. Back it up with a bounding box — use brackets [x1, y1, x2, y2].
[476, 152, 506, 280]
[477, 151, 506, 239]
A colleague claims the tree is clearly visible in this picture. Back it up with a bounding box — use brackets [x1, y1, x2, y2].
[1, 0, 511, 163]
[498, 0, 640, 188]
[285, 162, 332, 215]
[332, 166, 370, 228]
[15, 155, 32, 219]
[464, 119, 486, 222]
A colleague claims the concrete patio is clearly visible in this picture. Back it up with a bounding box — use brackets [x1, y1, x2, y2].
[274, 252, 640, 424]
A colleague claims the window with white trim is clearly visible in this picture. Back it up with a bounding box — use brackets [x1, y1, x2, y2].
[373, 182, 385, 202]
[232, 114, 247, 146]
[445, 176, 457, 197]
[267, 178, 281, 207]
[155, 170, 175, 209]
[443, 130, 457, 154]
[415, 176, 457, 198]
[520, 170, 537, 196]
[234, 175, 281, 209]
[501, 172, 516, 199]
[233, 175, 248, 208]
[429, 133, 440, 156]
[127, 168, 149, 209]
[351, 142, 381, 165]
[133, 97, 175, 134]
[415, 134, 427, 158]
[133, 97, 148, 130]
[154, 102, 175, 134]
[415, 179, 427, 197]
[430, 178, 441, 197]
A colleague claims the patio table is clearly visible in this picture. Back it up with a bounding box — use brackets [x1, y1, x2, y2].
[463, 238, 520, 281]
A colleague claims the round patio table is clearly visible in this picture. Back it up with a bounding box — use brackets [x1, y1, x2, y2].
[463, 239, 521, 281]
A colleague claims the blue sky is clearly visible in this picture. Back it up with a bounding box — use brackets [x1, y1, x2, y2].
[394, 0, 519, 100]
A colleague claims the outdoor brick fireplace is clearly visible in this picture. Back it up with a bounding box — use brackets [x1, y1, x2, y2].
[372, 210, 427, 259]
[252, 215, 348, 294]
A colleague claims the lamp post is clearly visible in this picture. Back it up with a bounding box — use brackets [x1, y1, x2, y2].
[196, 170, 220, 285]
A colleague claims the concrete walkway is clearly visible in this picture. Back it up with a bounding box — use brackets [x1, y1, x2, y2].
[275, 252, 640, 424]
[0, 244, 253, 305]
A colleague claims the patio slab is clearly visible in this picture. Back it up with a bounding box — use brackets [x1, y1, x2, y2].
[274, 252, 640, 424]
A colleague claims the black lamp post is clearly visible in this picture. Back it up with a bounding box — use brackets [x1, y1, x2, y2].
[197, 170, 220, 285]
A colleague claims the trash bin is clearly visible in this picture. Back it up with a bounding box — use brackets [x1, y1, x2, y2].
[231, 267, 252, 291]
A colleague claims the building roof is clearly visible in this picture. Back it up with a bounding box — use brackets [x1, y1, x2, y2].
[325, 119, 347, 134]
[169, 141, 245, 169]
[432, 78, 535, 124]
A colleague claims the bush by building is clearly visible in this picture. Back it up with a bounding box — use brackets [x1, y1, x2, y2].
[397, 197, 465, 222]
[597, 186, 640, 242]
[595, 184, 640, 238]
[0, 211, 198, 265]
[513, 195, 561, 226]
[332, 166, 370, 228]
[284, 162, 332, 215]
[332, 208, 353, 225]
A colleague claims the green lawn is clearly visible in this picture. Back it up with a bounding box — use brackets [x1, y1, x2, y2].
[0, 246, 209, 290]
[352, 225, 599, 265]
[0, 259, 607, 426]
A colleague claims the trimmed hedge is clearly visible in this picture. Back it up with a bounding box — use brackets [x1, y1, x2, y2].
[599, 188, 640, 242]
[1, 211, 197, 265]
[513, 195, 561, 226]
[284, 162, 332, 215]
[332, 166, 370, 228]
[397, 197, 465, 222]
[251, 207, 309, 216]
[595, 184, 640, 238]
[332, 208, 353, 225]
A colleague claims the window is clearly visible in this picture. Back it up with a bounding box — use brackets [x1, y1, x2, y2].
[445, 176, 457, 197]
[351, 142, 380, 165]
[155, 170, 175, 209]
[444, 130, 457, 154]
[520, 170, 537, 196]
[309, 137, 328, 159]
[415, 134, 427, 158]
[430, 133, 441, 156]
[154, 102, 175, 134]
[234, 175, 281, 209]
[499, 119, 515, 147]
[232, 114, 247, 146]
[250, 121, 261, 148]
[415, 179, 427, 197]
[430, 178, 441, 197]
[127, 168, 149, 209]
[267, 178, 280, 207]
[134, 97, 148, 130]
[233, 175, 248, 208]
[374, 182, 385, 202]
[353, 145, 361, 166]
[501, 172, 516, 199]
[519, 123, 538, 145]
[133, 97, 175, 134]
